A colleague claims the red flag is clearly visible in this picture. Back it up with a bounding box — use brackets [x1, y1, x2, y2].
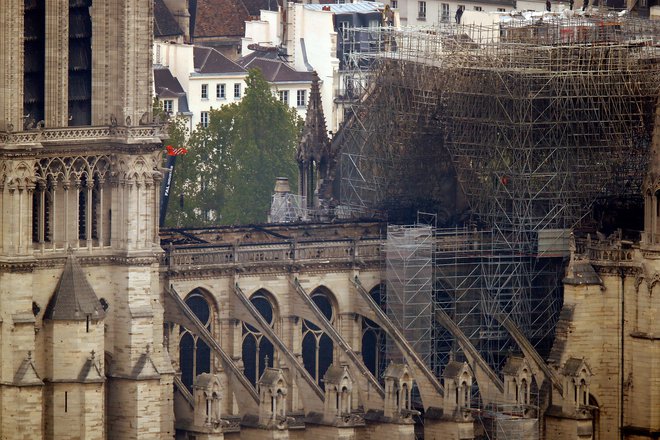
[166, 145, 188, 156]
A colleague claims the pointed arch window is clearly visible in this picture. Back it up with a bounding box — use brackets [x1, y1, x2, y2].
[362, 284, 387, 382]
[180, 291, 213, 391]
[302, 290, 334, 388]
[68, 0, 92, 126]
[24, 0, 45, 126]
[32, 179, 52, 243]
[242, 291, 275, 386]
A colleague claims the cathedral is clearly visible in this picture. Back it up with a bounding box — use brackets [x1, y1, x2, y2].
[0, 1, 658, 440]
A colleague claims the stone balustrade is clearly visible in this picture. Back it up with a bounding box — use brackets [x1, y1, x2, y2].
[167, 239, 383, 270]
[0, 125, 163, 148]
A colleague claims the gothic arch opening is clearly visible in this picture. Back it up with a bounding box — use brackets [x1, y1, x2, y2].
[242, 289, 276, 386]
[68, 0, 92, 126]
[362, 284, 387, 382]
[302, 287, 335, 388]
[179, 289, 214, 391]
[24, 0, 45, 126]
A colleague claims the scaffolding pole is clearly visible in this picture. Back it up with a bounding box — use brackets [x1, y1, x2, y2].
[344, 15, 659, 436]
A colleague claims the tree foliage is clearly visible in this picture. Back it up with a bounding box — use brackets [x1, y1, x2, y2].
[163, 69, 301, 227]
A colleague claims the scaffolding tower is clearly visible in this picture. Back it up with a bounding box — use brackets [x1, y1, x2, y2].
[385, 224, 437, 372]
[341, 13, 660, 380]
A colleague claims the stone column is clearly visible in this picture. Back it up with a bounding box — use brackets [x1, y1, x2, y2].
[0, 0, 24, 131]
[44, 0, 69, 127]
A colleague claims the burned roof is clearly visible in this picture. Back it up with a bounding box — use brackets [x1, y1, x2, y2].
[160, 221, 385, 247]
[154, 0, 184, 38]
[194, 46, 246, 74]
[44, 253, 105, 321]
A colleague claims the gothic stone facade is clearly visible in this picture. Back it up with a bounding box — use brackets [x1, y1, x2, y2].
[1, 0, 659, 439]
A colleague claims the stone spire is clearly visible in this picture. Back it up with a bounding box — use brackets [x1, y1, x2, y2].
[297, 71, 335, 210]
[44, 252, 105, 321]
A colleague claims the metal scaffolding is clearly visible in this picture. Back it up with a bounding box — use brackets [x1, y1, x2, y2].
[385, 224, 437, 373]
[343, 11, 660, 409]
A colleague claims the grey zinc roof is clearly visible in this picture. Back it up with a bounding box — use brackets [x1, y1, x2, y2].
[194, 46, 246, 74]
[154, 67, 186, 96]
[240, 57, 314, 83]
[44, 253, 105, 321]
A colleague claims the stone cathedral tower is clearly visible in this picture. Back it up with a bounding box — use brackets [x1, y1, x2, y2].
[0, 1, 172, 439]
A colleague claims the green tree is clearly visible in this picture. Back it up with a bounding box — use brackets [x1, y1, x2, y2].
[163, 69, 301, 227]
[222, 69, 300, 224]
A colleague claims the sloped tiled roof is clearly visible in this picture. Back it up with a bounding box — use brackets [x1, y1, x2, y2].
[44, 253, 105, 321]
[192, 0, 278, 40]
[193, 0, 249, 39]
[242, 0, 279, 16]
[154, 0, 184, 37]
[240, 57, 314, 83]
[154, 67, 186, 97]
[194, 46, 246, 74]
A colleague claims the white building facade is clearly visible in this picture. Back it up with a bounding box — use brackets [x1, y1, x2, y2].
[243, 2, 390, 133]
[154, 41, 313, 132]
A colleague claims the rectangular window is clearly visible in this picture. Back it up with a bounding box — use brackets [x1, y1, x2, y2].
[278, 90, 289, 104]
[201, 83, 208, 99]
[216, 83, 226, 99]
[234, 83, 241, 99]
[163, 99, 173, 113]
[200, 111, 209, 128]
[474, 6, 482, 11]
[418, 1, 426, 18]
[391, 0, 398, 8]
[497, 7, 506, 11]
[296, 90, 307, 107]
[441, 3, 450, 20]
